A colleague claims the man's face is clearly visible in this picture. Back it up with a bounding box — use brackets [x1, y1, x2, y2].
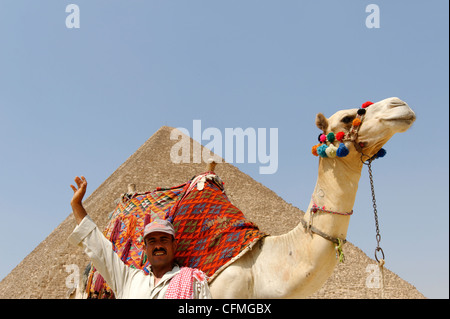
[144, 232, 177, 269]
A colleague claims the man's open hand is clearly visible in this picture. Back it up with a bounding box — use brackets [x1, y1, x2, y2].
[70, 176, 88, 224]
[70, 176, 87, 206]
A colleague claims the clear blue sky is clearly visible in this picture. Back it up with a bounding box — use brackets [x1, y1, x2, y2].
[0, 1, 448, 298]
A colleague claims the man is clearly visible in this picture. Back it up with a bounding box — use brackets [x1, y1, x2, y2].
[68, 176, 211, 299]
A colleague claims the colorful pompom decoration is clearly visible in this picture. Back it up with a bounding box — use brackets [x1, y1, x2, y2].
[335, 131, 345, 141]
[362, 101, 373, 108]
[311, 100, 386, 161]
[376, 148, 387, 158]
[312, 144, 320, 156]
[325, 144, 337, 158]
[317, 144, 328, 157]
[336, 143, 349, 157]
[327, 132, 335, 143]
[352, 118, 362, 126]
[318, 133, 323, 142]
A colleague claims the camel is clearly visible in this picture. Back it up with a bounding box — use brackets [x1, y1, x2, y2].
[208, 97, 416, 298]
[72, 97, 415, 299]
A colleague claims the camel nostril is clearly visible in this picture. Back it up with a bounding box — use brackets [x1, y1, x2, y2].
[389, 98, 407, 108]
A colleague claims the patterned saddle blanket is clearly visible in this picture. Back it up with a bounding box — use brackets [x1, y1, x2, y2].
[84, 172, 267, 298]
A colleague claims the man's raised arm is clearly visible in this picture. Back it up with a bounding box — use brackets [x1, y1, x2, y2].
[68, 175, 138, 297]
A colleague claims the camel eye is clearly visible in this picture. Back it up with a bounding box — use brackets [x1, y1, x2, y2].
[341, 115, 355, 124]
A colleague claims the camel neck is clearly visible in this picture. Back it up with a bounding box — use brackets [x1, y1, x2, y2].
[305, 156, 363, 240]
[315, 157, 362, 211]
[254, 156, 364, 298]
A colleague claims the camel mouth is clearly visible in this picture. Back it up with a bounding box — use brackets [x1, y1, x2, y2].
[383, 112, 416, 122]
[382, 104, 416, 125]
[380, 115, 416, 131]
[382, 114, 416, 123]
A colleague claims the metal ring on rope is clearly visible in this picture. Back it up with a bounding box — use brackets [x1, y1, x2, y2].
[375, 247, 385, 263]
[360, 152, 376, 166]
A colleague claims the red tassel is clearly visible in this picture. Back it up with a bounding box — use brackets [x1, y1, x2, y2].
[143, 214, 151, 227]
[121, 238, 132, 262]
[110, 218, 121, 243]
[93, 274, 105, 292]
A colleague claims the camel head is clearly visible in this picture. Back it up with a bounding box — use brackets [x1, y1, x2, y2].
[314, 97, 416, 161]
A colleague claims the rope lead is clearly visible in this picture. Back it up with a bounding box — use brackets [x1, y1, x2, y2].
[335, 238, 345, 263]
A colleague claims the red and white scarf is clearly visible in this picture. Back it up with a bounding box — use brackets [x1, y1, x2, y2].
[165, 267, 207, 299]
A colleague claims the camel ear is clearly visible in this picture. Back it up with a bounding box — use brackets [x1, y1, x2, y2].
[315, 113, 328, 132]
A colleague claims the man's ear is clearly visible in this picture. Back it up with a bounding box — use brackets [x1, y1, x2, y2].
[315, 113, 328, 132]
[172, 237, 177, 249]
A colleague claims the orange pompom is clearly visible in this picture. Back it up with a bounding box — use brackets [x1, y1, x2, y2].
[312, 144, 320, 156]
[352, 118, 362, 126]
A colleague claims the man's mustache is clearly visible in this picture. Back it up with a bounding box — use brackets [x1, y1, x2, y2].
[152, 248, 167, 256]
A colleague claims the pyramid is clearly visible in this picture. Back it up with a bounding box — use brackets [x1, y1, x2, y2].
[0, 126, 425, 299]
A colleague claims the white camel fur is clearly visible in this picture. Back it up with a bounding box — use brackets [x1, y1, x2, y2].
[208, 97, 416, 298]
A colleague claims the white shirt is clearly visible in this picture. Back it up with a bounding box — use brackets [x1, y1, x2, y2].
[68, 215, 211, 299]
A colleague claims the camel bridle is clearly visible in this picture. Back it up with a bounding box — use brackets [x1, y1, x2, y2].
[312, 101, 387, 161]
